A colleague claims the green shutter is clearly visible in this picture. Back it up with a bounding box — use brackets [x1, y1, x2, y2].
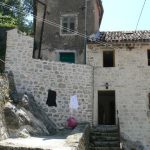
[60, 53, 75, 63]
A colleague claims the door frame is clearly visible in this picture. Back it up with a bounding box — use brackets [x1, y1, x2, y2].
[93, 90, 116, 125]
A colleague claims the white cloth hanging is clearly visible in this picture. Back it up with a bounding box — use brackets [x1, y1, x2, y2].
[69, 95, 78, 110]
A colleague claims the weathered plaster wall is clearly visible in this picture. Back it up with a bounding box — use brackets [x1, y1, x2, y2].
[34, 0, 103, 64]
[5, 29, 93, 128]
[87, 43, 150, 148]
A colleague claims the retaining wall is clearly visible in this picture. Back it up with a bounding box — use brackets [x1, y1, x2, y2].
[5, 29, 93, 128]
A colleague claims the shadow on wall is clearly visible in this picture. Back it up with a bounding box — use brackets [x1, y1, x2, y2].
[5, 29, 93, 129]
[121, 132, 149, 150]
[3, 71, 57, 138]
[0, 27, 14, 73]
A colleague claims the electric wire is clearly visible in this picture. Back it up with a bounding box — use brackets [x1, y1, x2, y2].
[0, 2, 87, 39]
[0, 2, 146, 90]
[0, 1, 115, 48]
[135, 0, 147, 31]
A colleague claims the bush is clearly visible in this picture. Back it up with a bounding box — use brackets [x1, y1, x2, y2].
[0, 15, 17, 28]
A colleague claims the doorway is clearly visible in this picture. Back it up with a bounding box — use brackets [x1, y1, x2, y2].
[98, 91, 116, 125]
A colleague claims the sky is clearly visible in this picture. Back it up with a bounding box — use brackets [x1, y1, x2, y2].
[100, 0, 150, 31]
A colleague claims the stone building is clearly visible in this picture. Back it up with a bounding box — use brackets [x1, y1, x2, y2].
[3, 1, 150, 148]
[87, 31, 150, 148]
[5, 29, 150, 148]
[33, 0, 103, 64]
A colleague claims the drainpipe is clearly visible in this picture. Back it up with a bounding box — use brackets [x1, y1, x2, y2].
[38, 1, 46, 59]
[33, 0, 37, 58]
[84, 0, 87, 64]
[92, 66, 95, 126]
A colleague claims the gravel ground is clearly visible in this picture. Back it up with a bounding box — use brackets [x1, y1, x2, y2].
[0, 129, 74, 150]
[0, 136, 73, 150]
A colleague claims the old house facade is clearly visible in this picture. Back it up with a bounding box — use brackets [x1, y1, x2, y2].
[5, 29, 150, 148]
[87, 31, 150, 147]
[34, 0, 103, 64]
[3, 0, 150, 149]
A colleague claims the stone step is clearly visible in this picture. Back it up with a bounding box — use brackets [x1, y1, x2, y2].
[90, 132, 119, 137]
[92, 141, 120, 147]
[91, 126, 118, 133]
[93, 125, 117, 129]
[89, 146, 120, 150]
[90, 126, 120, 150]
[90, 135, 119, 141]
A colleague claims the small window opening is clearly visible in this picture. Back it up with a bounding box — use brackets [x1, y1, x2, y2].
[147, 50, 150, 66]
[103, 51, 115, 67]
[148, 93, 150, 109]
[61, 16, 76, 34]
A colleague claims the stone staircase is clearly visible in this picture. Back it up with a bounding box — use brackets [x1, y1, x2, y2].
[89, 125, 120, 150]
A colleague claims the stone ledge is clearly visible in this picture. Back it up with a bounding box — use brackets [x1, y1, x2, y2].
[66, 123, 90, 150]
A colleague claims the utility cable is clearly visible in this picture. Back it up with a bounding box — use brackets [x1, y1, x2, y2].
[0, 1, 115, 48]
[135, 0, 147, 31]
[0, 2, 87, 39]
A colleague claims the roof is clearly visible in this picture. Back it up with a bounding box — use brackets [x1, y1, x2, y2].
[88, 31, 150, 43]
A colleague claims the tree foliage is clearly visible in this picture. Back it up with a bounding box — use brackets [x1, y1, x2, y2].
[0, 0, 33, 34]
[0, 16, 17, 28]
[0, 0, 34, 72]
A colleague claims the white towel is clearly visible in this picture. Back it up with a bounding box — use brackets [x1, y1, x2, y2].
[70, 95, 78, 110]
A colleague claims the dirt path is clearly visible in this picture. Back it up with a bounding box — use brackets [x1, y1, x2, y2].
[0, 136, 73, 150]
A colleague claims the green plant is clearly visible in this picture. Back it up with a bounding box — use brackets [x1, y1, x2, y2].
[0, 15, 17, 28]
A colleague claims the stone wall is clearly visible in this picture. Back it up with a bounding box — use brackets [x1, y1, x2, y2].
[66, 123, 90, 150]
[5, 29, 93, 128]
[0, 75, 9, 140]
[87, 43, 150, 148]
[76, 124, 90, 150]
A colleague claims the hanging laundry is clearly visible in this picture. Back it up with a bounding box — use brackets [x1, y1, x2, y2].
[69, 95, 78, 110]
[46, 90, 57, 107]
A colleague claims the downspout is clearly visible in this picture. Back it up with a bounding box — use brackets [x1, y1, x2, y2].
[84, 0, 87, 64]
[33, 0, 37, 58]
[38, 1, 46, 59]
[92, 65, 95, 126]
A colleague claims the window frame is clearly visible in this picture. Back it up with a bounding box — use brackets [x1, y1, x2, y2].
[60, 14, 78, 36]
[148, 93, 150, 109]
[147, 50, 150, 66]
[59, 52, 75, 63]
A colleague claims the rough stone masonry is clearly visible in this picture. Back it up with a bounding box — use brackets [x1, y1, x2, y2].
[86, 41, 150, 149]
[5, 29, 93, 128]
[5, 29, 150, 149]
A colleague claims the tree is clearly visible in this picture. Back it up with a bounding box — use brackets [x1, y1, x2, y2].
[0, 0, 34, 72]
[0, 0, 33, 34]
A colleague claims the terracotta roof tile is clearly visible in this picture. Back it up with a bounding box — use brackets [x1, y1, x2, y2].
[88, 31, 150, 43]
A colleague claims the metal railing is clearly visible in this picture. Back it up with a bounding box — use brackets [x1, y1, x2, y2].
[117, 110, 121, 149]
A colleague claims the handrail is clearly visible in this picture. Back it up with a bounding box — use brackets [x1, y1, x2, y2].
[117, 110, 121, 149]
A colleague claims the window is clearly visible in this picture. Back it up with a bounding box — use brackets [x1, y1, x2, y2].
[60, 15, 77, 35]
[103, 51, 115, 67]
[147, 50, 150, 66]
[59, 52, 75, 63]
